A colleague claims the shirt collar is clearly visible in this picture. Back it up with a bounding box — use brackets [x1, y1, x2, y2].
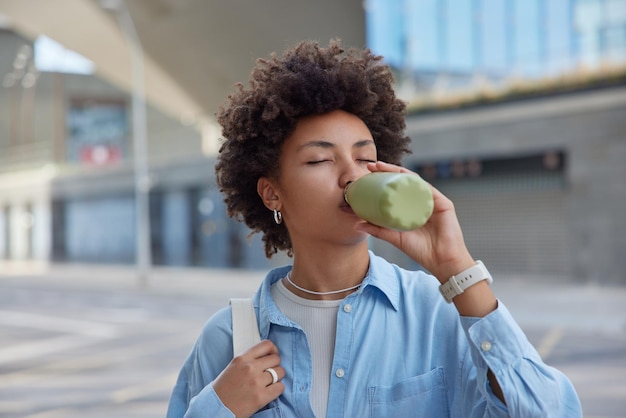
[254, 251, 401, 338]
[255, 265, 292, 339]
[360, 250, 401, 311]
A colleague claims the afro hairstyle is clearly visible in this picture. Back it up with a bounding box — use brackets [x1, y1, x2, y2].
[215, 39, 411, 258]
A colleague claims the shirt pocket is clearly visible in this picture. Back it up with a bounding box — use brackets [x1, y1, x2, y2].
[368, 367, 449, 418]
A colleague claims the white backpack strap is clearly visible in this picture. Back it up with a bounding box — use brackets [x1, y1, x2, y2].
[230, 298, 261, 357]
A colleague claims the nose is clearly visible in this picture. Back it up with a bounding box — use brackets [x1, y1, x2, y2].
[339, 161, 367, 189]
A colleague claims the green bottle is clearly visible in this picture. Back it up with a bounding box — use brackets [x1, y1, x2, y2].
[344, 172, 434, 231]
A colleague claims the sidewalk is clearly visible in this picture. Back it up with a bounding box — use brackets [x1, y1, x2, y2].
[491, 277, 626, 335]
[0, 260, 266, 300]
[1, 260, 625, 335]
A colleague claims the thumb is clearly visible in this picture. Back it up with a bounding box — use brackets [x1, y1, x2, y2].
[356, 222, 402, 247]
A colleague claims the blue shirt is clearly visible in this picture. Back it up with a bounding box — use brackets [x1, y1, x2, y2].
[167, 252, 582, 417]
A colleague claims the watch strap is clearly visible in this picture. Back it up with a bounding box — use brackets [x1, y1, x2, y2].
[439, 260, 493, 303]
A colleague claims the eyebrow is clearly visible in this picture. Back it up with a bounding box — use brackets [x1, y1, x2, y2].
[298, 139, 375, 151]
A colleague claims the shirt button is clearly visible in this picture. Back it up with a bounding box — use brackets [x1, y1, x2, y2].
[343, 304, 352, 313]
[335, 368, 345, 378]
[481, 341, 493, 352]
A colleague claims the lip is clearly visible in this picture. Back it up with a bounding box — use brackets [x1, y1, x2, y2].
[340, 202, 355, 215]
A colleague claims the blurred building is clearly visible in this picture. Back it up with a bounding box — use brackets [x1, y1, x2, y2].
[367, 0, 626, 95]
[0, 0, 365, 274]
[0, 29, 275, 270]
[364, 0, 626, 283]
[399, 86, 626, 284]
[1, 0, 625, 284]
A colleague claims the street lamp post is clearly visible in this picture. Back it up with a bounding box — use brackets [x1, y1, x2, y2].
[101, 0, 152, 286]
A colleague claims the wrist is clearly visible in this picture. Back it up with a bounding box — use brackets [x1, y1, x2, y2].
[438, 260, 493, 304]
[432, 255, 475, 284]
[453, 280, 497, 317]
[439, 260, 497, 316]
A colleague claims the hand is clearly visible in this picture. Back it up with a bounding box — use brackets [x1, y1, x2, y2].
[212, 340, 285, 418]
[356, 161, 475, 283]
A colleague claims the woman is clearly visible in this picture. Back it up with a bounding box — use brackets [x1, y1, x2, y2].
[167, 40, 582, 418]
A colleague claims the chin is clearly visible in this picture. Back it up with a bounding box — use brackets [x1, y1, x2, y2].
[343, 228, 370, 246]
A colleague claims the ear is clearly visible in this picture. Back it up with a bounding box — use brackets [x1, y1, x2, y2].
[257, 177, 280, 210]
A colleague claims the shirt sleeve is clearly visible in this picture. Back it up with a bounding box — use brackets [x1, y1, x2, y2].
[166, 359, 235, 418]
[458, 301, 583, 418]
[183, 383, 236, 418]
[166, 307, 237, 418]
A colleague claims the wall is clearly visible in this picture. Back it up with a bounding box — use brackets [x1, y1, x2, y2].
[397, 86, 626, 284]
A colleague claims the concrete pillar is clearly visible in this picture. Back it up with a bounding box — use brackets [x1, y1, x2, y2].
[0, 204, 7, 259]
[9, 203, 31, 260]
[32, 199, 51, 261]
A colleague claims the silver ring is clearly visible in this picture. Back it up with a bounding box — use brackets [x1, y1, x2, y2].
[264, 367, 278, 385]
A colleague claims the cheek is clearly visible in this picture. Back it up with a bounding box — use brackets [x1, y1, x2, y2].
[283, 177, 331, 210]
[288, 183, 323, 204]
[287, 169, 329, 192]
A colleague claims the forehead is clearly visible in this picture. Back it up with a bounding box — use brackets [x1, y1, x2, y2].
[286, 110, 373, 147]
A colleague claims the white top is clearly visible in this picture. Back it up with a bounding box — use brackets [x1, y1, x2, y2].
[271, 278, 342, 418]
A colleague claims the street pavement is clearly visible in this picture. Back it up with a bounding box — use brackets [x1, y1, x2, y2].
[1, 261, 625, 417]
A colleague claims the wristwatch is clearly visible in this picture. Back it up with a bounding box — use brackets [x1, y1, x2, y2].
[439, 260, 493, 303]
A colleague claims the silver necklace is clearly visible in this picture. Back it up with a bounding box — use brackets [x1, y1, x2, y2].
[285, 271, 362, 296]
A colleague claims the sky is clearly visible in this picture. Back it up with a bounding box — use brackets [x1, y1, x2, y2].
[34, 35, 95, 75]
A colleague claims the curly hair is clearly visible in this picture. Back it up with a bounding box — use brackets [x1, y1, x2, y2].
[215, 39, 411, 258]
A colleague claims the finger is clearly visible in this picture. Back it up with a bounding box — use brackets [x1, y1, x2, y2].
[356, 221, 402, 243]
[263, 367, 278, 386]
[240, 339, 279, 360]
[263, 367, 280, 386]
[428, 184, 455, 214]
[257, 353, 282, 370]
[266, 380, 285, 399]
[367, 161, 415, 174]
[262, 366, 286, 386]
[257, 353, 285, 382]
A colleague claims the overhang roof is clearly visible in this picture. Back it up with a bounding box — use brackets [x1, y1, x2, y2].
[0, 0, 365, 126]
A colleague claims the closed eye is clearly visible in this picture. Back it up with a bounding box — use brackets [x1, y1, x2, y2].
[307, 160, 331, 165]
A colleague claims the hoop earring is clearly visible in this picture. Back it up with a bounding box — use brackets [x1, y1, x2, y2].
[273, 209, 283, 225]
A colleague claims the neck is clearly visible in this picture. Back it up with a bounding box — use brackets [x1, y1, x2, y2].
[285, 270, 362, 296]
[285, 242, 370, 300]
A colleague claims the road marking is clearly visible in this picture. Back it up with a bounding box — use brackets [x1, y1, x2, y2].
[23, 407, 72, 418]
[0, 357, 113, 388]
[0, 335, 106, 366]
[536, 327, 564, 359]
[0, 310, 118, 338]
[0, 310, 120, 366]
[109, 373, 179, 403]
[0, 327, 196, 387]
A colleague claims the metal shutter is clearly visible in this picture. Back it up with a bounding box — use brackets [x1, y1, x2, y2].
[436, 173, 570, 277]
